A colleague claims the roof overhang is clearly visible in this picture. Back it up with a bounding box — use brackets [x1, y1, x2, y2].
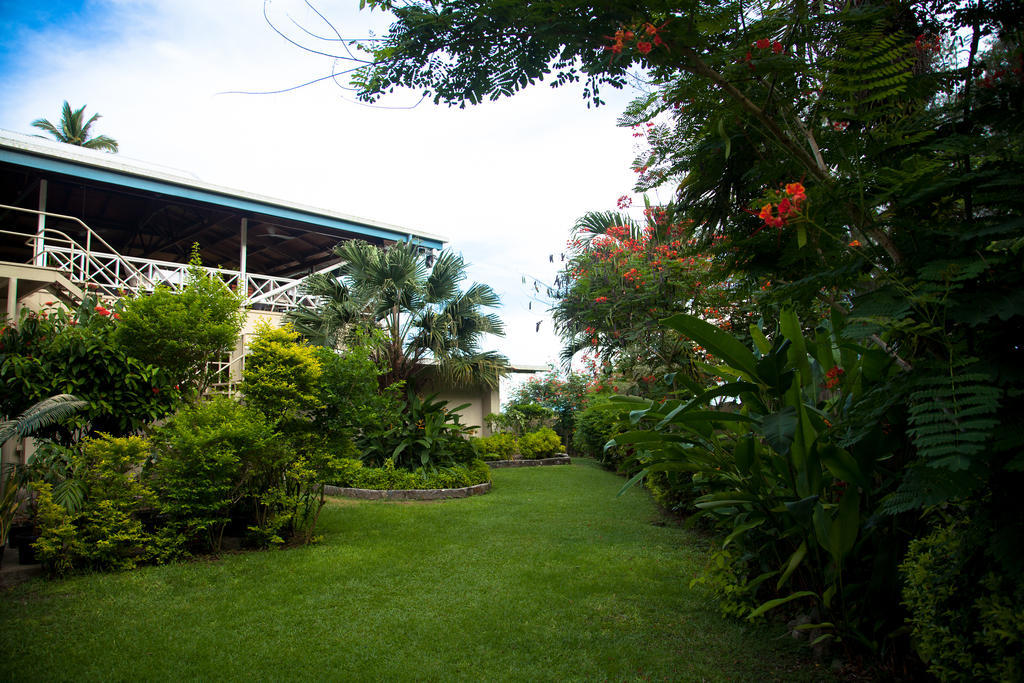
[0, 130, 446, 278]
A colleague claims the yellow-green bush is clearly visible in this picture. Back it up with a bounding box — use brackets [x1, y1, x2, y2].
[517, 427, 563, 459]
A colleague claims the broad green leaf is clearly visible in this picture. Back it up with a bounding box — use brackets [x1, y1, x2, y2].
[749, 324, 771, 355]
[734, 436, 755, 475]
[780, 308, 811, 381]
[616, 468, 647, 497]
[777, 541, 807, 590]
[747, 591, 818, 620]
[784, 494, 819, 525]
[607, 431, 688, 447]
[820, 445, 869, 489]
[833, 487, 861, 557]
[761, 407, 797, 455]
[723, 518, 765, 548]
[661, 314, 758, 378]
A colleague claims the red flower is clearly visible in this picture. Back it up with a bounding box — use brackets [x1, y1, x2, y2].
[594, 296, 609, 303]
[755, 38, 771, 50]
[152, 387, 160, 394]
[825, 366, 845, 389]
[112, 312, 121, 320]
[637, 41, 653, 55]
[849, 239, 862, 247]
[771, 41, 784, 54]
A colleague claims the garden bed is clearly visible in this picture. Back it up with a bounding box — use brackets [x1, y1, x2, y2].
[322, 481, 491, 501]
[487, 454, 571, 468]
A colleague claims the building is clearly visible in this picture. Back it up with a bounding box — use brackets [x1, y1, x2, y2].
[1, 129, 504, 466]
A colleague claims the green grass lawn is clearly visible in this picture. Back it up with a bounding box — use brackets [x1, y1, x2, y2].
[0, 460, 831, 681]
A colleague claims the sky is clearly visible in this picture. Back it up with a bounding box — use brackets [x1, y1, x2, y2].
[0, 0, 649, 399]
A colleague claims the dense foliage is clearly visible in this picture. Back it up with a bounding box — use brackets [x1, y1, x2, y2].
[342, 0, 1024, 674]
[473, 427, 565, 460]
[332, 457, 491, 490]
[1, 295, 180, 442]
[289, 239, 510, 391]
[115, 246, 246, 394]
[506, 370, 592, 448]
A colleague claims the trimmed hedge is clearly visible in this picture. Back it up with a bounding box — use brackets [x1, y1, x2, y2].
[331, 458, 491, 490]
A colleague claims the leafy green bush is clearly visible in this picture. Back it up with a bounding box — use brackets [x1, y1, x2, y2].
[331, 458, 491, 490]
[34, 435, 181, 574]
[0, 295, 180, 444]
[485, 403, 554, 435]
[150, 396, 278, 552]
[474, 432, 518, 459]
[573, 397, 627, 468]
[644, 470, 695, 515]
[313, 329, 396, 454]
[115, 245, 245, 394]
[901, 516, 1024, 682]
[517, 427, 563, 459]
[358, 387, 476, 470]
[240, 322, 341, 546]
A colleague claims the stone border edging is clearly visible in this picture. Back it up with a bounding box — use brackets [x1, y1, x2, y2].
[323, 481, 492, 501]
[487, 454, 572, 468]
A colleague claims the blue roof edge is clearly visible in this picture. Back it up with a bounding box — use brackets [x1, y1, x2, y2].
[0, 147, 446, 251]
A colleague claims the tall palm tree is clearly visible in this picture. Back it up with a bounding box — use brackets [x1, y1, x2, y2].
[288, 240, 510, 390]
[31, 101, 119, 152]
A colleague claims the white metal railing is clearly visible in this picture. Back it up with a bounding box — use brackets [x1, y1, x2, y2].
[1, 203, 330, 313]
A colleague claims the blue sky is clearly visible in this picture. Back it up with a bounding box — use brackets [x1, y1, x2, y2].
[0, 0, 648, 393]
[0, 1, 111, 72]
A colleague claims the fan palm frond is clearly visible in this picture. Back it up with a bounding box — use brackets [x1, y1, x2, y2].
[0, 394, 88, 446]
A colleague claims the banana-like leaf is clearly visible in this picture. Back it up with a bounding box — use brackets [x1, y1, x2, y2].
[616, 468, 648, 497]
[777, 540, 808, 590]
[819, 445, 869, 489]
[747, 590, 818, 620]
[661, 314, 759, 378]
[723, 518, 765, 548]
[761, 407, 798, 455]
[749, 324, 771, 355]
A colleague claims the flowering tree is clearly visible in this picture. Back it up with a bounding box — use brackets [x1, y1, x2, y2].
[507, 370, 592, 445]
[553, 203, 760, 390]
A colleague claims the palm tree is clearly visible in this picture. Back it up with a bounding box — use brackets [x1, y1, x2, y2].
[288, 240, 510, 390]
[31, 101, 119, 152]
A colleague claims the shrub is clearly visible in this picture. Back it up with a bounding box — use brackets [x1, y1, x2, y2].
[0, 296, 180, 444]
[644, 470, 696, 515]
[150, 396, 278, 552]
[474, 432, 518, 459]
[115, 245, 245, 394]
[34, 435, 181, 574]
[573, 398, 627, 468]
[331, 458, 491, 490]
[313, 330, 396, 453]
[241, 321, 344, 545]
[358, 387, 476, 470]
[517, 427, 563, 459]
[901, 515, 1024, 682]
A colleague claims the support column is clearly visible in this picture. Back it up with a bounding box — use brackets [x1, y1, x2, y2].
[239, 217, 248, 299]
[5, 276, 17, 323]
[33, 179, 48, 267]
